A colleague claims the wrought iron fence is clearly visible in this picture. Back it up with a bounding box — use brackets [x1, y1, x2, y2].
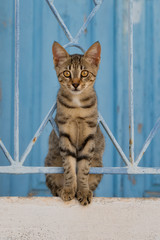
[0, 0, 160, 175]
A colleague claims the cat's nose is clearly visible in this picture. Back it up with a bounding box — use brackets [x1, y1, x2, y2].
[72, 83, 79, 89]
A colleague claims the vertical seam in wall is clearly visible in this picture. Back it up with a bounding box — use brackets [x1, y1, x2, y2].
[10, 0, 16, 195]
[29, 0, 35, 193]
[113, 0, 117, 197]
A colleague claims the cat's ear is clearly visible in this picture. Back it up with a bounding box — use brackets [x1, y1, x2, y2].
[52, 41, 69, 67]
[84, 41, 101, 67]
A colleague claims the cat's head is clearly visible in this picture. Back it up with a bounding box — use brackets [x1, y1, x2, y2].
[52, 41, 101, 94]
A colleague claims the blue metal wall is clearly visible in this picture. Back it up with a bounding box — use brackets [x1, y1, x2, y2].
[0, 0, 160, 197]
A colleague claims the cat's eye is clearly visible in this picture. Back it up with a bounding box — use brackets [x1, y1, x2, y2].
[63, 71, 71, 78]
[81, 70, 88, 77]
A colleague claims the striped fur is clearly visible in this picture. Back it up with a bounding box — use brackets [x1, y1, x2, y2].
[45, 41, 105, 205]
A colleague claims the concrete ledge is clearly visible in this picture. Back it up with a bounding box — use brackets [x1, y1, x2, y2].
[0, 197, 160, 240]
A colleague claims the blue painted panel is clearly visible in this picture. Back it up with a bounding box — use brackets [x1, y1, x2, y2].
[0, 0, 160, 197]
[93, 0, 115, 197]
[0, 0, 14, 196]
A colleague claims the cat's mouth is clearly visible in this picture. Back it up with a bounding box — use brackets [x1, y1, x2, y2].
[73, 89, 79, 91]
[71, 87, 81, 92]
[71, 88, 82, 94]
[69, 85, 83, 94]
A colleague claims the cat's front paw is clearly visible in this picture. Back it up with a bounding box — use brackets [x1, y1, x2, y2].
[61, 187, 75, 201]
[76, 189, 93, 206]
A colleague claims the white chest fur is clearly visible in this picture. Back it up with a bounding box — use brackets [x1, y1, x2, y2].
[72, 96, 81, 107]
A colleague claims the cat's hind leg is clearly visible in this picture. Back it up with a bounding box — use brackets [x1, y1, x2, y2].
[45, 130, 64, 197]
[88, 154, 103, 193]
[88, 174, 102, 192]
[46, 173, 63, 197]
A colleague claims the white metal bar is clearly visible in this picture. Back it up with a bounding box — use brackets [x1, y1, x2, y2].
[63, 43, 85, 53]
[1, 166, 160, 175]
[90, 167, 160, 175]
[14, 0, 20, 162]
[98, 113, 131, 167]
[135, 117, 160, 166]
[20, 103, 57, 165]
[45, 0, 74, 42]
[49, 117, 59, 138]
[0, 140, 14, 165]
[128, 0, 135, 164]
[93, 0, 103, 5]
[74, 2, 102, 43]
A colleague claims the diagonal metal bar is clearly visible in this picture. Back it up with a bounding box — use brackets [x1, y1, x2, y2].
[45, 0, 74, 42]
[135, 117, 160, 166]
[14, 0, 20, 162]
[98, 113, 131, 167]
[0, 140, 14, 165]
[20, 102, 57, 165]
[49, 116, 59, 138]
[128, 0, 135, 164]
[74, 2, 102, 43]
[46, 0, 103, 52]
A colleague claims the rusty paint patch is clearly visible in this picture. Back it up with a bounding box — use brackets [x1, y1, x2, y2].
[0, 87, 2, 101]
[128, 175, 136, 185]
[138, 123, 143, 133]
[131, 176, 136, 185]
[129, 139, 133, 145]
[33, 137, 37, 143]
[28, 191, 38, 197]
[2, 21, 7, 27]
[84, 16, 87, 34]
[145, 191, 160, 197]
[129, 125, 131, 129]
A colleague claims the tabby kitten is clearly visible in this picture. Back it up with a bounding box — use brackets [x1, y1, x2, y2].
[45, 41, 105, 206]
